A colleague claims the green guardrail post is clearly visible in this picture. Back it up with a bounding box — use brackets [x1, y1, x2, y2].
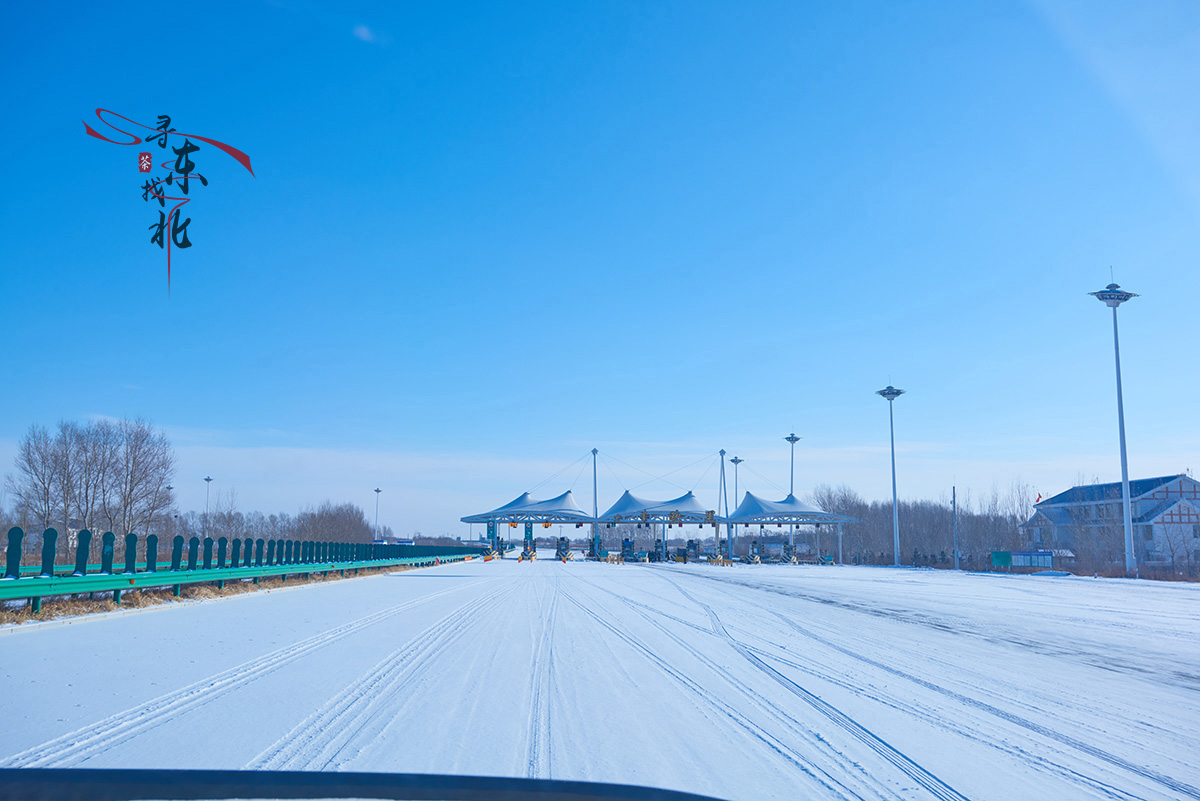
[202, 537, 214, 570]
[255, 538, 265, 567]
[146, 534, 158, 572]
[31, 596, 41, 613]
[123, 534, 138, 574]
[5, 527, 23, 579]
[217, 537, 228, 569]
[113, 588, 121, 605]
[231, 538, 242, 568]
[171, 535, 184, 571]
[74, 530, 91, 576]
[173, 583, 181, 597]
[40, 528, 57, 577]
[100, 532, 115, 574]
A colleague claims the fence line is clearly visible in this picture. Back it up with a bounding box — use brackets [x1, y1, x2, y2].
[2, 527, 490, 611]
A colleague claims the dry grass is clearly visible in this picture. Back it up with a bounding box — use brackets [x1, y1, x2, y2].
[0, 563, 421, 627]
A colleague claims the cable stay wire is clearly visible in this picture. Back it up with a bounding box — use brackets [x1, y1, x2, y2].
[601, 450, 695, 494]
[527, 450, 592, 495]
[567, 456, 591, 493]
[741, 462, 788, 495]
[687, 453, 721, 496]
[597, 451, 628, 491]
[599, 450, 680, 488]
[627, 451, 716, 494]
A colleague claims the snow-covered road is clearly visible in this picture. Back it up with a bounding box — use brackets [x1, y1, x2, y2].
[3, 556, 1198, 801]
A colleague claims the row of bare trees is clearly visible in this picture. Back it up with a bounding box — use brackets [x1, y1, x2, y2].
[805, 483, 1033, 568]
[2, 420, 391, 565]
[4, 418, 175, 549]
[169, 496, 389, 544]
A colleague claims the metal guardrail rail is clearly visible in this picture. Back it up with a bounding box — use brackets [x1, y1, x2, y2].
[0, 556, 471, 605]
[0, 769, 730, 801]
[2, 526, 489, 610]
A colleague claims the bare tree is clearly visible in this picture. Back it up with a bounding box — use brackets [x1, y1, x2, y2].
[211, 487, 244, 540]
[6, 425, 56, 532]
[72, 419, 120, 534]
[98, 419, 176, 536]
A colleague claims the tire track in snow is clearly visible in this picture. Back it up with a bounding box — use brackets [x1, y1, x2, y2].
[766, 610, 1200, 801]
[661, 574, 971, 801]
[525, 574, 559, 779]
[568, 572, 910, 801]
[604, 569, 1140, 800]
[665, 568, 1195, 800]
[0, 579, 490, 768]
[555, 583, 868, 801]
[247, 580, 517, 771]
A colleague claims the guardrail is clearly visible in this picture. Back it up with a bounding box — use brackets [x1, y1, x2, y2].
[2, 527, 488, 611]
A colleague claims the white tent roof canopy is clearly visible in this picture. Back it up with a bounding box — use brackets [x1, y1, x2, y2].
[597, 490, 716, 524]
[726, 492, 853, 525]
[460, 490, 592, 523]
[461, 489, 856, 526]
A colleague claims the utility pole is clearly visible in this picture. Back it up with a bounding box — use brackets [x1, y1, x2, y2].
[952, 485, 959, 570]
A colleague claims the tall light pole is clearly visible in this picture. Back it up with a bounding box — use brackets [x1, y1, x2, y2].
[1090, 282, 1138, 577]
[205, 472, 214, 541]
[876, 386, 904, 566]
[374, 487, 382, 541]
[165, 485, 173, 540]
[730, 456, 743, 554]
[784, 434, 800, 548]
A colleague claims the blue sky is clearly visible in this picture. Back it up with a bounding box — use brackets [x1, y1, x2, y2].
[2, 0, 1198, 536]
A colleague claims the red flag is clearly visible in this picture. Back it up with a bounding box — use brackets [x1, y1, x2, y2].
[1035, 493, 1042, 503]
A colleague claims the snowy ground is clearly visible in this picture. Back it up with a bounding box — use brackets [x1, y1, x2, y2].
[2, 555, 1198, 801]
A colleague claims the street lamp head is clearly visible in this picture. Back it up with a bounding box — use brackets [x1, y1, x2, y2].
[374, 488, 382, 494]
[1090, 283, 1137, 309]
[784, 434, 801, 445]
[877, 385, 905, 402]
[204, 476, 212, 483]
[166, 485, 173, 492]
[730, 457, 744, 466]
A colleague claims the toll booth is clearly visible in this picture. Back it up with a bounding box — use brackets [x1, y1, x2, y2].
[522, 522, 536, 560]
[686, 539, 699, 560]
[674, 547, 688, 563]
[621, 538, 635, 561]
[555, 537, 570, 560]
[782, 542, 795, 561]
[750, 540, 763, 558]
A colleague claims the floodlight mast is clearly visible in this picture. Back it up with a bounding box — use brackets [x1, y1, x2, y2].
[730, 456, 743, 554]
[592, 449, 599, 557]
[876, 386, 904, 566]
[784, 434, 800, 547]
[1090, 283, 1138, 577]
[374, 488, 382, 541]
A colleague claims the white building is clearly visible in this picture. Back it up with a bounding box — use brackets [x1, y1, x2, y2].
[1021, 474, 1200, 567]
